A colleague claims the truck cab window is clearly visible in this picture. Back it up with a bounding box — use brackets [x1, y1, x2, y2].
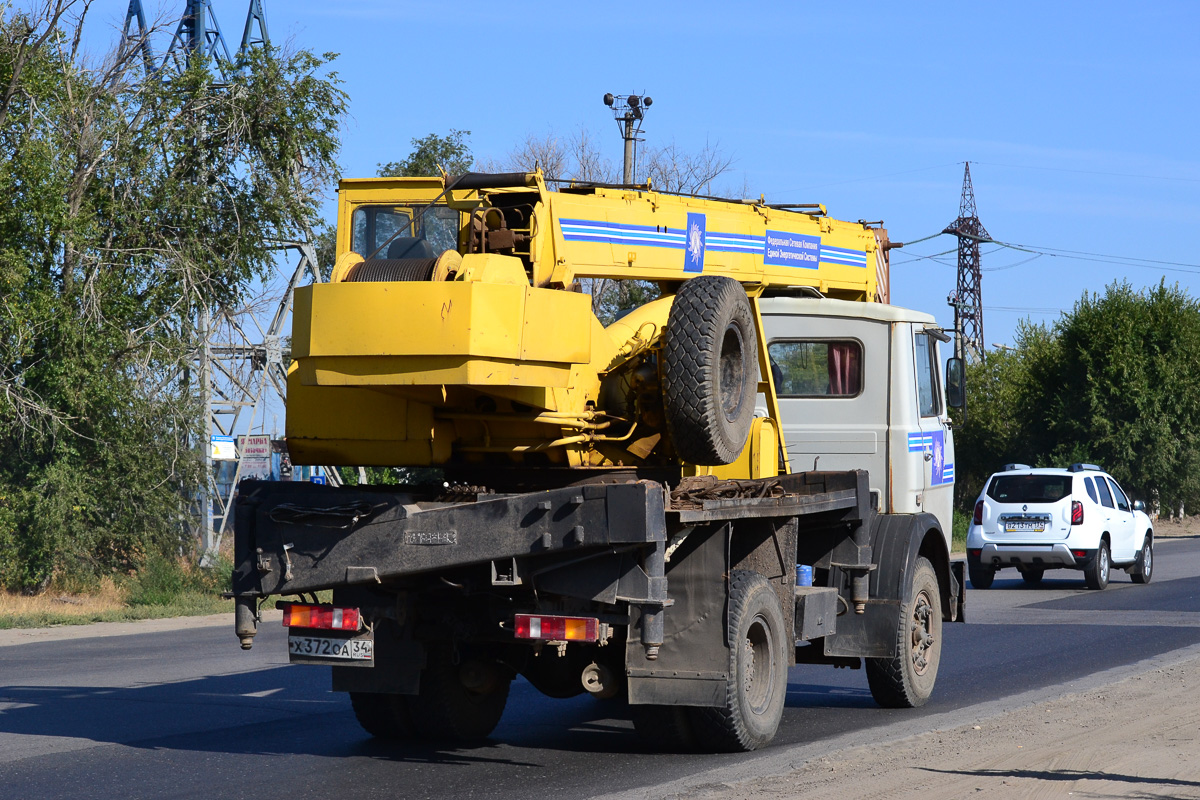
[914, 332, 941, 417]
[351, 205, 461, 257]
[767, 340, 862, 397]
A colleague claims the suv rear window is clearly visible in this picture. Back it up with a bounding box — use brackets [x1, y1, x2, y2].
[986, 475, 1072, 504]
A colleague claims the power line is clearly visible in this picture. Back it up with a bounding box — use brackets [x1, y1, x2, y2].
[893, 232, 1200, 275]
[765, 162, 961, 195]
[972, 161, 1200, 184]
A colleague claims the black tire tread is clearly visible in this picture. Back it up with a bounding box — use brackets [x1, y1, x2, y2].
[967, 558, 995, 590]
[689, 570, 786, 752]
[1131, 535, 1153, 584]
[407, 643, 510, 742]
[662, 276, 757, 465]
[1084, 541, 1110, 590]
[629, 704, 696, 752]
[349, 691, 415, 739]
[866, 557, 942, 709]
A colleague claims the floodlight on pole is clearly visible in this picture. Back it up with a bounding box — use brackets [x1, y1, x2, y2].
[602, 92, 653, 185]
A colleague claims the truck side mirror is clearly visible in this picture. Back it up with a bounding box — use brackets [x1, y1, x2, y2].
[945, 357, 965, 409]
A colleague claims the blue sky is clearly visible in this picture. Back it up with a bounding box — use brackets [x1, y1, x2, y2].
[97, 0, 1199, 348]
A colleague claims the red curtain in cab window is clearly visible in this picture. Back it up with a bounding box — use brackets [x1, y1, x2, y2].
[828, 342, 860, 396]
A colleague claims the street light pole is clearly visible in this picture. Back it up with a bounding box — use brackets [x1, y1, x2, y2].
[603, 93, 652, 185]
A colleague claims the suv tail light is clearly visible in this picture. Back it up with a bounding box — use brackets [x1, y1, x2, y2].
[972, 500, 983, 525]
[1071, 500, 1084, 525]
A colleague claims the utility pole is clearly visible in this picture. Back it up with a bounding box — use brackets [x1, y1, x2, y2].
[943, 163, 990, 362]
[602, 93, 653, 185]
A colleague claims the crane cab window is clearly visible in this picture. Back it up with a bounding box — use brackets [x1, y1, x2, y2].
[767, 340, 862, 397]
[351, 205, 461, 258]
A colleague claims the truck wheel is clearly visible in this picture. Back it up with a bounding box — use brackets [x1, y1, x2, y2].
[520, 646, 589, 699]
[663, 276, 758, 465]
[349, 691, 414, 739]
[967, 555, 995, 590]
[866, 556, 942, 708]
[1131, 535, 1153, 584]
[1084, 541, 1110, 590]
[630, 704, 696, 752]
[408, 643, 510, 742]
[689, 570, 788, 752]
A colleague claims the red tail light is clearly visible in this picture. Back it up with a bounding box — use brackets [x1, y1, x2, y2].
[280, 603, 361, 631]
[1071, 500, 1084, 525]
[514, 613, 600, 642]
[972, 500, 983, 525]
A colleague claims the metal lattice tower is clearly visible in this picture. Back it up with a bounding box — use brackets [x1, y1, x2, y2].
[943, 163, 990, 362]
[122, 2, 333, 560]
[162, 0, 234, 78]
[122, 1, 156, 73]
[240, 0, 270, 55]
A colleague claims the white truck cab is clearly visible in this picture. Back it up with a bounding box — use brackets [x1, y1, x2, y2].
[759, 297, 958, 551]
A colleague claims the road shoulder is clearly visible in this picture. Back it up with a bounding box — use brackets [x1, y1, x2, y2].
[0, 609, 283, 648]
[597, 642, 1200, 800]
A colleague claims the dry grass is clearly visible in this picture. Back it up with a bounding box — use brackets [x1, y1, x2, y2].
[0, 561, 232, 629]
[0, 575, 128, 619]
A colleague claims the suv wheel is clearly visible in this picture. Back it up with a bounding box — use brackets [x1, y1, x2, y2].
[967, 555, 995, 590]
[1020, 567, 1044, 586]
[1131, 536, 1153, 584]
[1084, 541, 1110, 590]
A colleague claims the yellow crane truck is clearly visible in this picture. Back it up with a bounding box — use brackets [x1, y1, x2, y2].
[231, 171, 966, 752]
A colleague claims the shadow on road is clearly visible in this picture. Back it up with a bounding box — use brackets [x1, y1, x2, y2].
[0, 662, 869, 760]
[921, 766, 1200, 794]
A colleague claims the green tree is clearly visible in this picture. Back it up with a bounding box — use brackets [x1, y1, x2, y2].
[952, 321, 1057, 505]
[1041, 281, 1200, 512]
[0, 6, 346, 590]
[954, 280, 1200, 515]
[377, 129, 473, 177]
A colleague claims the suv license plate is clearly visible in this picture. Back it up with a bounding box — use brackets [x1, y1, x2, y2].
[288, 634, 373, 662]
[1004, 521, 1046, 532]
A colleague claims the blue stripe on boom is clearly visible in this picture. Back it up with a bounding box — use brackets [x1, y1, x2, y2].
[708, 232, 766, 253]
[819, 244, 868, 268]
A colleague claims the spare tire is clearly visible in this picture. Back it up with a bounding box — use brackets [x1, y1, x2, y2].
[663, 276, 757, 465]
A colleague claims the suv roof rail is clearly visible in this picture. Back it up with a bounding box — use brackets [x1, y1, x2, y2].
[1002, 463, 1032, 471]
[1068, 462, 1103, 472]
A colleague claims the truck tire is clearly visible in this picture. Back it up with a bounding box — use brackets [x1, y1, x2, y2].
[630, 704, 696, 752]
[689, 570, 788, 752]
[407, 643, 510, 742]
[663, 276, 758, 465]
[349, 691, 415, 739]
[866, 556, 941, 708]
[521, 648, 588, 699]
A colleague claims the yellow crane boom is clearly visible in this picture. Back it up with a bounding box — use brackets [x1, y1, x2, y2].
[286, 172, 896, 479]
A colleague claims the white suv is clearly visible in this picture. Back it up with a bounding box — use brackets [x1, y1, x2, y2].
[966, 463, 1154, 590]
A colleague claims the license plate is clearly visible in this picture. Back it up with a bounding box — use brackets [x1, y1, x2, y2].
[288, 634, 373, 662]
[1004, 521, 1046, 532]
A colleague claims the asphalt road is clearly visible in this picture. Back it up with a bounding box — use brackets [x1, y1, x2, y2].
[2, 537, 1198, 800]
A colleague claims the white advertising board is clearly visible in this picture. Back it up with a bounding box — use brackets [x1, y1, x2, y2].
[238, 434, 272, 460]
